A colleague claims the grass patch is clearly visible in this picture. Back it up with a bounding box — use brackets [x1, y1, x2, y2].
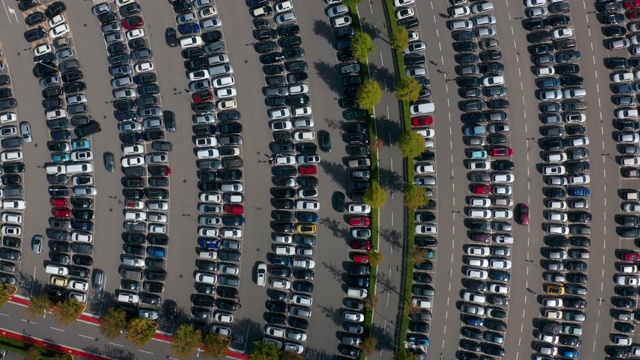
[0, 336, 73, 359]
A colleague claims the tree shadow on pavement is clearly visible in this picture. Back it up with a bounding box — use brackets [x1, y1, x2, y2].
[313, 61, 341, 94]
[371, 324, 395, 351]
[360, 20, 381, 41]
[313, 19, 333, 44]
[303, 349, 333, 360]
[369, 63, 397, 92]
[316, 303, 343, 326]
[377, 271, 399, 295]
[91, 345, 135, 360]
[380, 228, 403, 251]
[18, 272, 44, 297]
[318, 160, 349, 191]
[324, 118, 344, 130]
[87, 291, 115, 316]
[319, 216, 350, 240]
[322, 261, 345, 282]
[375, 115, 402, 145]
[232, 317, 263, 354]
[378, 166, 404, 190]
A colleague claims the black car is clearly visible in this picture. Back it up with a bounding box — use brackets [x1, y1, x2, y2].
[26, 11, 46, 26]
[24, 27, 47, 42]
[479, 50, 501, 62]
[260, 52, 284, 64]
[253, 28, 277, 40]
[527, 30, 552, 43]
[397, 17, 419, 29]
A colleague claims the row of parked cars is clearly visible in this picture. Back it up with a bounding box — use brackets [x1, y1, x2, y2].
[21, 1, 103, 305]
[91, 0, 172, 321]
[596, 0, 640, 357]
[248, 0, 320, 355]
[446, 0, 518, 359]
[167, 0, 245, 335]
[522, 1, 592, 359]
[0, 41, 28, 288]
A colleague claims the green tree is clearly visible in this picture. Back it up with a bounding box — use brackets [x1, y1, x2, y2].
[25, 347, 41, 360]
[24, 294, 52, 320]
[391, 26, 409, 50]
[202, 334, 230, 358]
[352, 31, 375, 62]
[126, 318, 156, 346]
[171, 324, 203, 359]
[368, 250, 384, 266]
[364, 183, 387, 208]
[359, 337, 378, 355]
[342, 0, 362, 7]
[53, 298, 84, 326]
[356, 79, 383, 109]
[394, 349, 419, 360]
[100, 307, 127, 339]
[396, 76, 421, 102]
[0, 282, 11, 308]
[249, 341, 280, 360]
[404, 184, 429, 210]
[399, 131, 425, 159]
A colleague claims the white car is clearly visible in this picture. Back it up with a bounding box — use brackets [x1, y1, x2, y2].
[126, 28, 144, 40]
[293, 131, 315, 141]
[545, 211, 567, 222]
[492, 209, 512, 219]
[449, 19, 473, 30]
[49, 14, 65, 27]
[275, 11, 296, 25]
[525, 0, 547, 7]
[217, 100, 237, 110]
[271, 278, 291, 289]
[462, 292, 486, 304]
[135, 62, 154, 73]
[1, 150, 22, 162]
[450, 6, 470, 18]
[467, 197, 491, 207]
[292, 107, 312, 116]
[146, 154, 169, 164]
[214, 312, 234, 323]
[270, 120, 292, 131]
[538, 90, 563, 100]
[348, 204, 371, 214]
[121, 156, 144, 168]
[327, 4, 349, 17]
[213, 76, 235, 88]
[296, 200, 319, 211]
[616, 275, 640, 286]
[546, 224, 569, 234]
[216, 87, 237, 99]
[415, 225, 437, 234]
[543, 165, 565, 175]
[553, 27, 573, 39]
[180, 35, 203, 49]
[488, 283, 509, 294]
[616, 108, 639, 119]
[394, 0, 415, 6]
[71, 151, 93, 161]
[275, 245, 295, 255]
[618, 132, 640, 143]
[189, 70, 210, 81]
[465, 268, 488, 280]
[612, 72, 634, 83]
[343, 312, 364, 323]
[197, 148, 220, 159]
[403, 41, 427, 54]
[489, 259, 511, 269]
[256, 262, 267, 286]
[466, 246, 490, 256]
[331, 15, 352, 28]
[34, 44, 52, 56]
[482, 76, 504, 86]
[396, 7, 415, 20]
[471, 1, 493, 14]
[269, 108, 290, 120]
[273, 155, 296, 165]
[289, 84, 309, 94]
[114, 88, 137, 99]
[50, 24, 70, 38]
[568, 175, 590, 185]
[275, 0, 293, 13]
[297, 155, 320, 164]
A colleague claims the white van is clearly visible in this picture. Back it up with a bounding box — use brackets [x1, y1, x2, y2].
[347, 287, 367, 299]
[46, 264, 68, 275]
[410, 102, 435, 115]
[66, 163, 94, 175]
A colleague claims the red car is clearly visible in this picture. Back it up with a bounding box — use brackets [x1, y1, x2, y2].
[620, 251, 640, 262]
[192, 89, 214, 103]
[411, 116, 433, 127]
[50, 197, 68, 207]
[224, 204, 244, 214]
[349, 217, 371, 227]
[51, 208, 71, 219]
[491, 147, 513, 157]
[626, 0, 640, 9]
[353, 254, 370, 263]
[472, 185, 492, 194]
[350, 240, 371, 250]
[122, 16, 144, 30]
[628, 9, 640, 19]
[517, 204, 529, 225]
[299, 165, 317, 175]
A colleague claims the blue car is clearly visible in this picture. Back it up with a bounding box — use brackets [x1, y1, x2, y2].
[198, 238, 220, 250]
[178, 23, 200, 35]
[560, 349, 578, 358]
[407, 336, 430, 346]
[48, 186, 69, 197]
[271, 256, 291, 266]
[296, 212, 318, 223]
[51, 152, 70, 163]
[464, 125, 486, 136]
[71, 138, 90, 150]
[462, 315, 484, 327]
[51, 129, 71, 140]
[567, 187, 590, 197]
[222, 215, 245, 226]
[146, 246, 167, 258]
[71, 220, 93, 231]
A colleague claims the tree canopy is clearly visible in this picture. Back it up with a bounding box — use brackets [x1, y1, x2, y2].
[202, 334, 230, 358]
[352, 31, 375, 62]
[391, 26, 409, 50]
[364, 183, 387, 208]
[100, 307, 127, 339]
[24, 295, 52, 320]
[53, 298, 84, 326]
[249, 341, 280, 360]
[171, 324, 203, 359]
[399, 131, 425, 159]
[396, 76, 421, 102]
[404, 184, 429, 210]
[356, 79, 383, 110]
[126, 318, 156, 345]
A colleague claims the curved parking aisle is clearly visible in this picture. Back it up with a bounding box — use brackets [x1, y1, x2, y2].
[0, 42, 28, 290]
[445, 1, 516, 358]
[89, 0, 173, 321]
[20, 1, 101, 305]
[243, 0, 321, 355]
[164, 0, 246, 335]
[519, 1, 592, 358]
[593, 0, 640, 357]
